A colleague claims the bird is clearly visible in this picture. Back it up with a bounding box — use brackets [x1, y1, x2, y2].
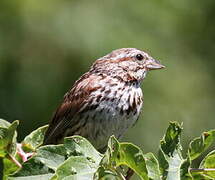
[43, 48, 165, 152]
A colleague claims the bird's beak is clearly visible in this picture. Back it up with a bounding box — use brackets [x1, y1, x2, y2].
[145, 59, 165, 70]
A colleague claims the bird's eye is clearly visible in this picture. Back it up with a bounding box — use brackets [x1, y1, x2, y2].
[136, 54, 144, 61]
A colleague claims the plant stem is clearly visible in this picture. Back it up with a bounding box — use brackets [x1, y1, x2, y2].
[190, 168, 215, 172]
[125, 168, 134, 180]
[8, 154, 22, 168]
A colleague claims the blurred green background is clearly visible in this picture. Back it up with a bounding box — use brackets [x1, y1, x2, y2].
[0, 0, 215, 173]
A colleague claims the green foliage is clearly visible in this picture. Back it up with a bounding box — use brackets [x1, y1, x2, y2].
[0, 119, 18, 158]
[188, 130, 215, 161]
[200, 150, 215, 179]
[158, 122, 186, 180]
[0, 119, 215, 180]
[22, 125, 48, 151]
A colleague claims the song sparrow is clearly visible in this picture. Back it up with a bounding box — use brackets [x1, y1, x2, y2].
[44, 48, 165, 152]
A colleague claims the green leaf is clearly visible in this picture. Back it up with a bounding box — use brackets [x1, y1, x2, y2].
[0, 119, 12, 128]
[199, 150, 215, 179]
[143, 153, 161, 180]
[0, 119, 19, 157]
[4, 124, 48, 179]
[3, 158, 20, 180]
[104, 136, 149, 180]
[64, 136, 102, 162]
[0, 119, 19, 179]
[8, 144, 68, 179]
[180, 158, 192, 180]
[9, 136, 102, 179]
[158, 121, 187, 180]
[8, 174, 54, 180]
[53, 136, 103, 179]
[22, 125, 48, 151]
[188, 130, 215, 161]
[55, 156, 98, 179]
[160, 122, 182, 156]
[94, 166, 122, 180]
[189, 171, 213, 180]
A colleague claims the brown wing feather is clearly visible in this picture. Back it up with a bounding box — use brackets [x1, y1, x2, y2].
[43, 73, 102, 144]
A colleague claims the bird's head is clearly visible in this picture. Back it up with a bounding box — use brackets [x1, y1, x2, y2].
[91, 48, 165, 82]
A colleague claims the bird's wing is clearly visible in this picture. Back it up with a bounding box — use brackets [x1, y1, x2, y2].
[43, 73, 102, 144]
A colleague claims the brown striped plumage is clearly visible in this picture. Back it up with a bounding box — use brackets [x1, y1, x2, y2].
[44, 48, 165, 152]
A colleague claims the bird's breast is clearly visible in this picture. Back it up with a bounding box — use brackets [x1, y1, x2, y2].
[79, 78, 143, 149]
[74, 79, 143, 149]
